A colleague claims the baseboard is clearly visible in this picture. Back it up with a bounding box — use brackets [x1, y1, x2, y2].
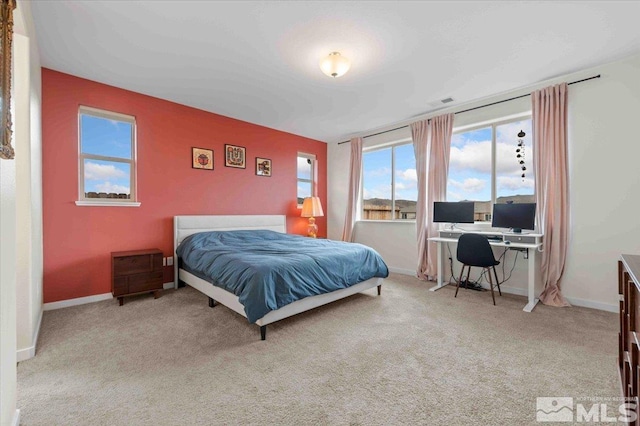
[163, 282, 174, 290]
[471, 281, 617, 312]
[564, 296, 618, 313]
[16, 309, 43, 362]
[43, 293, 112, 311]
[388, 267, 416, 276]
[12, 409, 20, 426]
[17, 342, 35, 362]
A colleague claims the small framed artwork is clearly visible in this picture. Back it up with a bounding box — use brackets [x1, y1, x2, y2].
[224, 144, 246, 169]
[192, 147, 213, 170]
[256, 157, 272, 177]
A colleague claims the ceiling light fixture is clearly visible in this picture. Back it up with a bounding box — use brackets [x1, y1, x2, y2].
[319, 52, 350, 78]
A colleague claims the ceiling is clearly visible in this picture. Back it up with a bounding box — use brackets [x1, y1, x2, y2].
[30, 1, 640, 143]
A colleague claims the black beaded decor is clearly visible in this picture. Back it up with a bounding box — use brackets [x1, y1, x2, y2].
[516, 130, 526, 181]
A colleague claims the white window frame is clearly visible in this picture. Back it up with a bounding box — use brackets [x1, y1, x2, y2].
[449, 113, 533, 221]
[76, 106, 140, 207]
[360, 140, 415, 222]
[297, 152, 316, 208]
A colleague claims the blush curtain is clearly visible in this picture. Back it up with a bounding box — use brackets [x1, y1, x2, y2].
[411, 114, 454, 280]
[532, 83, 571, 307]
[342, 137, 363, 242]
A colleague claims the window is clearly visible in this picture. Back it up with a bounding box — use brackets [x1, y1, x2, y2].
[297, 153, 316, 205]
[362, 142, 417, 220]
[78, 106, 137, 206]
[447, 117, 533, 221]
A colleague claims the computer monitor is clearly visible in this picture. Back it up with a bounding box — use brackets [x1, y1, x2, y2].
[433, 202, 475, 226]
[491, 203, 536, 232]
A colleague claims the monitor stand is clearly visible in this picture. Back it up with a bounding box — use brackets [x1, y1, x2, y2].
[512, 228, 522, 234]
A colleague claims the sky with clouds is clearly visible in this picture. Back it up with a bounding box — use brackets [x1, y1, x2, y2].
[81, 115, 132, 194]
[362, 118, 533, 203]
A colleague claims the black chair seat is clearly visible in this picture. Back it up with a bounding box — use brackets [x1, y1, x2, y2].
[455, 233, 502, 305]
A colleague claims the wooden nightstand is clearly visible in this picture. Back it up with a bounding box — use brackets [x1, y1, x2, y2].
[111, 249, 163, 306]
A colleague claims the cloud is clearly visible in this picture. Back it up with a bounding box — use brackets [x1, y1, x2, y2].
[496, 119, 532, 146]
[449, 140, 492, 174]
[496, 142, 533, 175]
[497, 176, 534, 191]
[449, 177, 486, 194]
[395, 168, 418, 196]
[397, 168, 417, 182]
[364, 167, 391, 178]
[94, 182, 130, 194]
[85, 162, 127, 180]
[450, 118, 533, 176]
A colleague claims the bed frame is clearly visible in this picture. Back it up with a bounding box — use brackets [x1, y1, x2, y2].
[173, 215, 383, 340]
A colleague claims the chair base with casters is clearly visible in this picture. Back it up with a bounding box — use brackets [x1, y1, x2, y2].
[454, 233, 502, 305]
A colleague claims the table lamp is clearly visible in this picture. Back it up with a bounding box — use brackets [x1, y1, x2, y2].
[301, 197, 324, 238]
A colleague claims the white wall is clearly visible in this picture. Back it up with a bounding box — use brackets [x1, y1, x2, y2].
[0, 146, 18, 426]
[14, 0, 43, 362]
[328, 52, 640, 312]
[1, 1, 42, 424]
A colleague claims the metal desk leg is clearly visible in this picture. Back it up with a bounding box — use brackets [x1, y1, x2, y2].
[523, 248, 540, 312]
[429, 241, 448, 291]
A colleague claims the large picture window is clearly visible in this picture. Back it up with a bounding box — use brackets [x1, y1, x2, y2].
[361, 142, 417, 220]
[78, 106, 137, 205]
[447, 116, 533, 221]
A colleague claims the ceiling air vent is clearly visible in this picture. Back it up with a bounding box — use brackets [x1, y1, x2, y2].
[441, 97, 454, 104]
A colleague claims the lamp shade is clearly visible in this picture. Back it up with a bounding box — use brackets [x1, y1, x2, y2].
[301, 197, 324, 218]
[319, 52, 350, 78]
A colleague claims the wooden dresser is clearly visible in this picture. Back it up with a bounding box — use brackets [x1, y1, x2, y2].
[619, 254, 640, 405]
[111, 248, 163, 306]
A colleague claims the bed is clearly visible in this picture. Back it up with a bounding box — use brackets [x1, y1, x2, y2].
[173, 215, 388, 340]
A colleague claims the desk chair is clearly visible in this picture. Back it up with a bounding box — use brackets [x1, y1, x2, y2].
[455, 233, 502, 305]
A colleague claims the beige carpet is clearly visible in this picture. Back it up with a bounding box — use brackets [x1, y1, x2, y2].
[18, 274, 618, 425]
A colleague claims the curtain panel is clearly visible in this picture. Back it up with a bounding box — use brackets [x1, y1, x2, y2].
[411, 113, 454, 280]
[342, 137, 363, 242]
[532, 83, 571, 307]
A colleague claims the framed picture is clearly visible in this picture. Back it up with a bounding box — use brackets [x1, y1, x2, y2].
[224, 144, 246, 169]
[256, 157, 272, 177]
[192, 147, 213, 170]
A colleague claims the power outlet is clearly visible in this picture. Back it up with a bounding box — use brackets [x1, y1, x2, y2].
[167, 256, 174, 266]
[162, 257, 167, 266]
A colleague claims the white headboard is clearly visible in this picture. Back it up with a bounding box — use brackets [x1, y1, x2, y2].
[173, 215, 287, 287]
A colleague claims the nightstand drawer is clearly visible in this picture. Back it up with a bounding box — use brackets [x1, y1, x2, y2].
[128, 272, 163, 293]
[113, 254, 154, 276]
[113, 277, 128, 295]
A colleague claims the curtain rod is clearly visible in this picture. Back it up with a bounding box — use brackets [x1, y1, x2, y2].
[337, 74, 600, 145]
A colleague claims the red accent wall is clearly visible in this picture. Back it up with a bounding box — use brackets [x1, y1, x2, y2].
[42, 69, 327, 303]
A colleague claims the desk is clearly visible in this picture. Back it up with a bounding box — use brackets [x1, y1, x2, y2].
[428, 231, 543, 312]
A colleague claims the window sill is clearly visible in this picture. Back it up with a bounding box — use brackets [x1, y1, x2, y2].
[75, 200, 141, 207]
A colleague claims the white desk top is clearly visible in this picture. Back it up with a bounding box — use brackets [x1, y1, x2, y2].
[428, 236, 542, 250]
[438, 229, 543, 237]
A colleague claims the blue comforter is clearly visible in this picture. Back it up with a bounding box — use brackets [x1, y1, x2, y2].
[176, 230, 389, 323]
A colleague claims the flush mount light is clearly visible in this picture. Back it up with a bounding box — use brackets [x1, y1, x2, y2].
[319, 52, 351, 78]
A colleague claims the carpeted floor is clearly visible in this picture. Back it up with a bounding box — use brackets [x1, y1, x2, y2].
[17, 273, 618, 425]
